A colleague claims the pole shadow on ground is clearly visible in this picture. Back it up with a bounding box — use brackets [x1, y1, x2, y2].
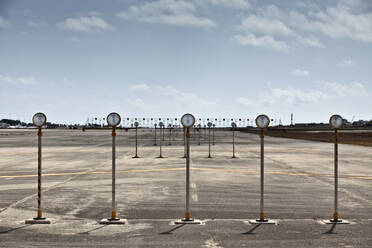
[159, 224, 186, 235]
[0, 225, 29, 234]
[323, 223, 338, 234]
[241, 224, 262, 235]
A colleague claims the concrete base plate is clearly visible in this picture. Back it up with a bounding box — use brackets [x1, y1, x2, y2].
[99, 218, 127, 225]
[132, 156, 140, 159]
[25, 218, 51, 224]
[174, 218, 202, 225]
[322, 219, 350, 224]
[248, 219, 277, 224]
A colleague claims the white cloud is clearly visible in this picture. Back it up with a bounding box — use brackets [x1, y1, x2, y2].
[324, 81, 366, 96]
[27, 21, 48, 28]
[117, 0, 216, 28]
[234, 33, 289, 52]
[291, 2, 372, 42]
[0, 75, 37, 85]
[158, 85, 216, 106]
[238, 15, 295, 36]
[339, 59, 357, 67]
[196, 0, 251, 9]
[237, 87, 327, 106]
[0, 16, 9, 28]
[297, 35, 324, 47]
[57, 14, 114, 33]
[291, 69, 310, 77]
[129, 83, 151, 91]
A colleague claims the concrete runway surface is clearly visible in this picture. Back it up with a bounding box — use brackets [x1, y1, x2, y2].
[0, 129, 371, 247]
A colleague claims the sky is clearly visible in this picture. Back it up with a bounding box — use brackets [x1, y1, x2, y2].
[0, 0, 371, 125]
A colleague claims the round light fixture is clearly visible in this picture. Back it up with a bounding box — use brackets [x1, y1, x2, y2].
[255, 114, 270, 129]
[134, 121, 139, 127]
[159, 122, 164, 128]
[329, 114, 343, 129]
[107, 112, 121, 127]
[181, 113, 195, 128]
[231, 122, 237, 128]
[32, 112, 47, 127]
[207, 122, 212, 128]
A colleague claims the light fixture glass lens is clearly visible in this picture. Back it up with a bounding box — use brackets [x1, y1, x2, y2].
[134, 121, 139, 127]
[231, 122, 236, 128]
[255, 114, 270, 128]
[159, 122, 164, 127]
[207, 122, 212, 127]
[181, 113, 195, 128]
[32, 113, 47, 127]
[107, 112, 121, 127]
[330, 115, 343, 129]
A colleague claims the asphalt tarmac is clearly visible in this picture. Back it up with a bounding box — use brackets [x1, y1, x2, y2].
[0, 128, 371, 247]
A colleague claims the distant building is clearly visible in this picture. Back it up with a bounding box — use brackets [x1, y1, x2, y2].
[0, 122, 10, 128]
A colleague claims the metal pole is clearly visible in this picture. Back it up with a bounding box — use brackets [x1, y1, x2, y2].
[183, 129, 187, 158]
[260, 129, 265, 221]
[185, 127, 191, 220]
[334, 129, 339, 221]
[163, 126, 165, 141]
[111, 127, 117, 219]
[133, 127, 139, 158]
[232, 128, 235, 158]
[169, 128, 172, 145]
[198, 129, 201, 145]
[212, 126, 215, 145]
[154, 125, 157, 146]
[208, 127, 211, 158]
[37, 127, 43, 219]
[159, 127, 163, 158]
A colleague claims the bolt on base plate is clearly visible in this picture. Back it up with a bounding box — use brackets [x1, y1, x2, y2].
[174, 218, 202, 225]
[25, 218, 51, 224]
[322, 219, 350, 224]
[99, 218, 127, 225]
[248, 219, 277, 224]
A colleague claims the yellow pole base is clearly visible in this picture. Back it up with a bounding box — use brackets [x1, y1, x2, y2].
[333, 212, 339, 220]
[111, 211, 117, 219]
[37, 210, 42, 219]
[185, 212, 191, 220]
[259, 212, 265, 220]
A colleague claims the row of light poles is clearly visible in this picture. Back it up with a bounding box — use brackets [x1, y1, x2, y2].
[26, 112, 347, 225]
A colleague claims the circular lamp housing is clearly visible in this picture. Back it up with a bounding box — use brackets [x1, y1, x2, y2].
[134, 121, 139, 127]
[32, 112, 47, 127]
[207, 122, 212, 128]
[181, 113, 195, 128]
[159, 122, 164, 128]
[107, 112, 121, 127]
[255, 114, 270, 129]
[329, 114, 343, 129]
[197, 124, 201, 128]
[231, 122, 237, 128]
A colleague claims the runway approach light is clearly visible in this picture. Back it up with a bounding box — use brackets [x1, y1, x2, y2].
[249, 114, 276, 224]
[157, 122, 165, 158]
[175, 113, 201, 224]
[133, 121, 140, 158]
[255, 114, 270, 129]
[323, 114, 349, 224]
[32, 112, 47, 127]
[107, 112, 121, 127]
[330, 115, 343, 129]
[231, 122, 237, 158]
[25, 113, 50, 224]
[181, 113, 195, 128]
[100, 112, 126, 224]
[207, 122, 212, 158]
